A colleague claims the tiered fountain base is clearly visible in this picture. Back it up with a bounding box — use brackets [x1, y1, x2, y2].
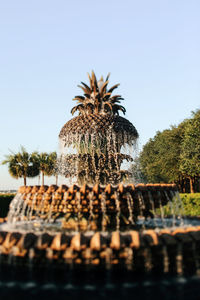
[7, 183, 178, 229]
[1, 183, 200, 300]
[1, 226, 200, 276]
[0, 183, 200, 276]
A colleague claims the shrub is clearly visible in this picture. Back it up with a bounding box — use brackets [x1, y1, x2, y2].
[180, 193, 200, 216]
[155, 193, 200, 217]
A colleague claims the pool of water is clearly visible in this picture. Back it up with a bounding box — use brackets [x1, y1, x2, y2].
[1, 216, 200, 234]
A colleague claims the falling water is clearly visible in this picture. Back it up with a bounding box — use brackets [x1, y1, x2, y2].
[36, 194, 46, 218]
[101, 192, 107, 231]
[114, 191, 120, 231]
[164, 190, 176, 227]
[57, 129, 137, 185]
[5, 184, 182, 232]
[148, 190, 158, 228]
[137, 191, 145, 228]
[88, 191, 95, 230]
[76, 191, 81, 226]
[126, 192, 134, 225]
[170, 190, 184, 226]
[20, 193, 31, 220]
[28, 194, 37, 220]
[157, 191, 167, 227]
[7, 193, 25, 223]
[174, 190, 185, 226]
[46, 192, 56, 223]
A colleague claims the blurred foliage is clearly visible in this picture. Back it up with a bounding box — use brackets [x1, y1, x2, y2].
[138, 109, 200, 193]
[2, 146, 39, 186]
[155, 193, 200, 217]
[36, 152, 57, 185]
[180, 193, 200, 216]
[2, 147, 58, 186]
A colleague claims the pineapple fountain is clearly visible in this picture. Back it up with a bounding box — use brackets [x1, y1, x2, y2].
[0, 72, 200, 299]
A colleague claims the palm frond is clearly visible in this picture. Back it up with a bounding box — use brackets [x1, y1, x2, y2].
[72, 72, 125, 116]
[102, 93, 112, 101]
[73, 96, 85, 101]
[103, 102, 113, 112]
[71, 104, 84, 115]
[113, 104, 126, 115]
[86, 103, 94, 114]
[107, 83, 120, 94]
[77, 84, 89, 95]
[81, 82, 91, 94]
[110, 95, 124, 100]
[91, 71, 98, 91]
[87, 72, 92, 88]
[84, 94, 91, 99]
[105, 72, 111, 82]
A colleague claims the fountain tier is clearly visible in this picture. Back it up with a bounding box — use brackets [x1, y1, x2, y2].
[7, 183, 178, 230]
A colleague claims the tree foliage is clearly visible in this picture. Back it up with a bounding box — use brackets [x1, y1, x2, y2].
[179, 110, 200, 192]
[139, 109, 200, 193]
[36, 152, 57, 185]
[2, 146, 40, 186]
[2, 148, 58, 186]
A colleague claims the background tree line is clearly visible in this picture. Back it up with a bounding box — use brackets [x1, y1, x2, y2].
[134, 109, 200, 193]
[2, 147, 57, 186]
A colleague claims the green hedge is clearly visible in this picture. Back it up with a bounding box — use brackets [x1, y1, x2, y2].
[180, 193, 200, 216]
[151, 193, 200, 217]
[0, 194, 15, 218]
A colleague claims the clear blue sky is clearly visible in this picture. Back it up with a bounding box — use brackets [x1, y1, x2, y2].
[0, 0, 199, 189]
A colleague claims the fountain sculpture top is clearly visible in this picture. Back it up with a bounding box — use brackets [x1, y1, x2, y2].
[58, 71, 138, 185]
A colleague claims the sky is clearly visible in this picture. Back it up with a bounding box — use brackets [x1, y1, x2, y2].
[0, 0, 199, 190]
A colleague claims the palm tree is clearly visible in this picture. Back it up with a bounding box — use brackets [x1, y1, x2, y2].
[2, 146, 40, 186]
[37, 152, 57, 185]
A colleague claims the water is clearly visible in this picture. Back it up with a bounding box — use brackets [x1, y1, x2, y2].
[57, 129, 137, 185]
[101, 192, 107, 231]
[7, 193, 25, 223]
[5, 184, 188, 232]
[1, 121, 198, 286]
[126, 192, 134, 225]
[114, 191, 120, 231]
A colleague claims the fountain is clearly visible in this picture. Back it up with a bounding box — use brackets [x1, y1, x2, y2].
[1, 72, 200, 299]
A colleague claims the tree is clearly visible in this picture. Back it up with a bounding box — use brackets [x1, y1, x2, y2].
[2, 146, 40, 186]
[139, 134, 166, 183]
[37, 152, 57, 185]
[139, 124, 185, 187]
[180, 110, 200, 193]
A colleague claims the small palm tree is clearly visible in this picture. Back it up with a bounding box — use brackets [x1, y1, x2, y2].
[2, 146, 40, 186]
[37, 152, 57, 185]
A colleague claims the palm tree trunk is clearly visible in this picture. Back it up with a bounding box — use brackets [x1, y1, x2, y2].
[55, 175, 58, 185]
[42, 172, 44, 186]
[24, 176, 27, 186]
